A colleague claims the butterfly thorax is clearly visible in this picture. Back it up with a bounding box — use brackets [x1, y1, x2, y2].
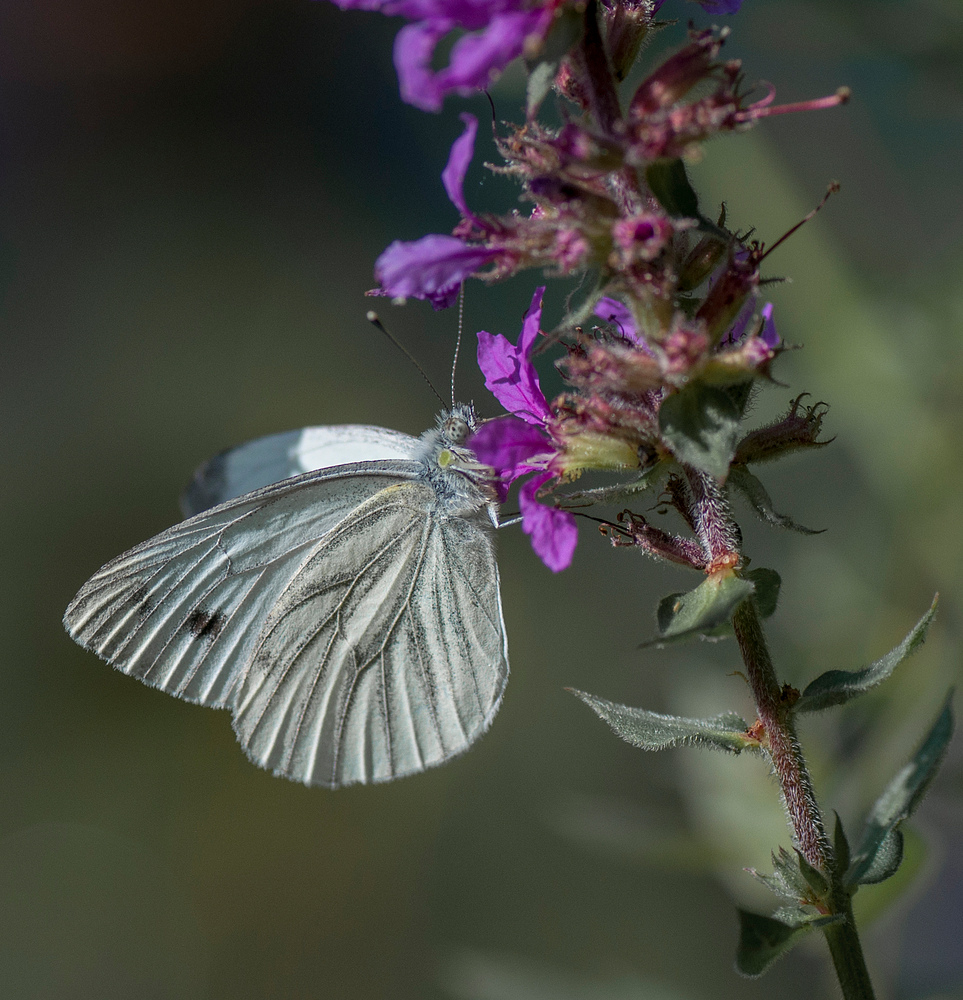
[412, 405, 499, 516]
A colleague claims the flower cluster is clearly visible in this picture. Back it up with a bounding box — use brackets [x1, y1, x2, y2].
[345, 0, 845, 572]
[328, 0, 746, 113]
[370, 23, 846, 317]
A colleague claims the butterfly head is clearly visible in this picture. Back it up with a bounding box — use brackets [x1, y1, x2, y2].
[416, 404, 499, 511]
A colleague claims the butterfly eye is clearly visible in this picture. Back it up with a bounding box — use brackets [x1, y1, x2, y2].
[445, 416, 470, 444]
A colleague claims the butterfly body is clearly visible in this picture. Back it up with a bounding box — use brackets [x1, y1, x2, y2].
[64, 406, 509, 788]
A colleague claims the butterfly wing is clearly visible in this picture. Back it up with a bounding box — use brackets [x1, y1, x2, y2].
[64, 461, 424, 710]
[64, 462, 508, 787]
[181, 425, 419, 517]
[233, 481, 508, 787]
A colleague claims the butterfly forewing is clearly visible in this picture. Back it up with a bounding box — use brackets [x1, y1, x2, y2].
[234, 481, 508, 787]
[64, 462, 425, 711]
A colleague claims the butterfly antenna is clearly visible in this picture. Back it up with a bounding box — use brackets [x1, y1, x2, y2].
[367, 311, 447, 408]
[451, 283, 465, 408]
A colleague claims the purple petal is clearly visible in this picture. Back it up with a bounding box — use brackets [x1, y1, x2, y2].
[595, 296, 640, 344]
[692, 0, 743, 13]
[442, 113, 478, 219]
[476, 287, 552, 423]
[518, 286, 545, 356]
[394, 21, 449, 112]
[333, 0, 523, 29]
[723, 296, 755, 344]
[477, 330, 552, 424]
[519, 473, 577, 572]
[760, 302, 779, 348]
[468, 416, 553, 478]
[435, 10, 546, 97]
[374, 234, 498, 309]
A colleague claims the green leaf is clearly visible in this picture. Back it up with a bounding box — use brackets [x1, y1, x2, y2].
[645, 159, 700, 219]
[846, 691, 954, 886]
[795, 849, 829, 898]
[832, 813, 851, 881]
[746, 567, 781, 620]
[569, 689, 755, 754]
[659, 383, 742, 480]
[856, 828, 904, 886]
[727, 466, 822, 535]
[649, 571, 754, 646]
[795, 597, 939, 714]
[735, 909, 842, 978]
[647, 568, 778, 646]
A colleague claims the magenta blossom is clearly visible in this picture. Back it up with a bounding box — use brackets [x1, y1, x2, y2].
[651, 0, 743, 12]
[372, 114, 500, 308]
[471, 287, 578, 572]
[328, 0, 554, 112]
[595, 296, 641, 344]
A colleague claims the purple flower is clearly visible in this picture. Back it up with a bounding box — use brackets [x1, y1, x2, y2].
[477, 286, 553, 424]
[372, 114, 499, 308]
[595, 296, 641, 344]
[471, 286, 578, 572]
[692, 0, 743, 13]
[652, 0, 743, 12]
[330, 0, 553, 112]
[374, 234, 499, 309]
[723, 299, 779, 347]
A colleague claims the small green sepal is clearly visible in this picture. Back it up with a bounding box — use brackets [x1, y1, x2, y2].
[569, 689, 757, 754]
[735, 908, 843, 978]
[846, 690, 954, 887]
[746, 846, 829, 906]
[659, 383, 742, 481]
[795, 596, 938, 714]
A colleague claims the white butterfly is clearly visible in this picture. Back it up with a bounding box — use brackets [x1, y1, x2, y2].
[63, 406, 509, 788]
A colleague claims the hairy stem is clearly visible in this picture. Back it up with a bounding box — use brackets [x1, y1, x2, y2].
[732, 600, 877, 998]
[731, 599, 829, 868]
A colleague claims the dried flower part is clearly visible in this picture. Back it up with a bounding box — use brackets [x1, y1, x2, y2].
[734, 394, 832, 465]
[606, 511, 709, 570]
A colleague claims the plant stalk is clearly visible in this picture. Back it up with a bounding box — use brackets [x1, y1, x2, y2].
[823, 900, 877, 1000]
[732, 599, 877, 999]
[731, 598, 829, 868]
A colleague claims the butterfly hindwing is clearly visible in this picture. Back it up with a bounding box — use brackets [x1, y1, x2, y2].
[233, 481, 508, 787]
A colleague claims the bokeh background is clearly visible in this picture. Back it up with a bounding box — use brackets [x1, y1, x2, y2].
[2, 0, 962, 997]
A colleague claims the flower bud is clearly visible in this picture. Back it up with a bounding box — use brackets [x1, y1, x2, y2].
[603, 0, 653, 83]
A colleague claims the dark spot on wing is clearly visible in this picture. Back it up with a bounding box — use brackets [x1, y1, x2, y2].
[186, 608, 225, 642]
[129, 585, 155, 619]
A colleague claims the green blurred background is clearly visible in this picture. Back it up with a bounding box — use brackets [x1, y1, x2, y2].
[2, 0, 962, 997]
